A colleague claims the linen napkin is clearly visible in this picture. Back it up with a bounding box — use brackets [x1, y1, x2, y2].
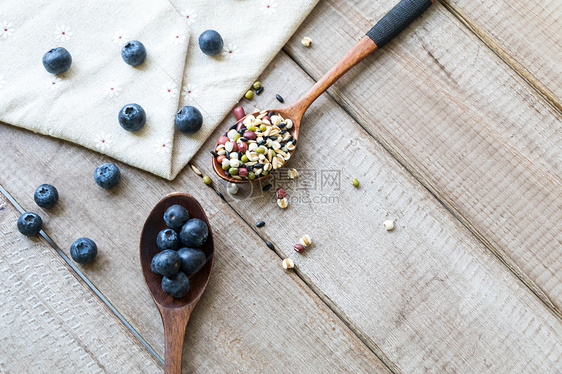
[0, 0, 319, 180]
[0, 0, 190, 178]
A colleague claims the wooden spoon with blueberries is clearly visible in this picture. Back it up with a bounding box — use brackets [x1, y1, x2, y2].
[212, 0, 434, 184]
[140, 193, 214, 374]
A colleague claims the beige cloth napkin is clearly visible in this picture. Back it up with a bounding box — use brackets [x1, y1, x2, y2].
[0, 0, 319, 179]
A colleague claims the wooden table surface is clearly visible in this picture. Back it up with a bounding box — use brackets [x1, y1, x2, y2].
[1, 0, 561, 373]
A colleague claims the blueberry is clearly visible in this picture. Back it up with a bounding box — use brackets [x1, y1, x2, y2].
[157, 228, 180, 251]
[180, 218, 208, 248]
[42, 47, 72, 74]
[121, 40, 147, 66]
[175, 106, 203, 134]
[34, 184, 59, 209]
[198, 30, 223, 56]
[70, 237, 97, 264]
[151, 249, 181, 277]
[17, 212, 43, 236]
[162, 272, 190, 298]
[94, 163, 121, 189]
[118, 103, 146, 132]
[163, 204, 189, 231]
[177, 247, 206, 275]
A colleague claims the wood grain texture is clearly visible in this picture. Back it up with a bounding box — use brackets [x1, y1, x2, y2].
[284, 0, 562, 315]
[0, 128, 388, 373]
[0, 194, 163, 374]
[1, 3, 561, 371]
[191, 51, 562, 373]
[442, 0, 562, 111]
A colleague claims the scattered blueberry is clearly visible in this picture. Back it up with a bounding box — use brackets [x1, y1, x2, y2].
[118, 103, 146, 132]
[157, 228, 180, 251]
[151, 250, 181, 277]
[175, 106, 203, 134]
[42, 47, 72, 74]
[121, 40, 147, 66]
[34, 184, 59, 209]
[70, 237, 98, 264]
[17, 212, 43, 236]
[198, 30, 223, 56]
[94, 163, 121, 189]
[177, 247, 206, 275]
[180, 218, 209, 248]
[163, 204, 190, 231]
[162, 272, 190, 298]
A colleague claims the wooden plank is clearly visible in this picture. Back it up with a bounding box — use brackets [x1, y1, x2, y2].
[283, 0, 562, 315]
[0, 194, 163, 373]
[0, 131, 389, 373]
[191, 51, 562, 373]
[442, 0, 562, 112]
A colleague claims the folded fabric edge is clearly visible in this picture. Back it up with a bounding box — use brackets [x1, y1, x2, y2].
[0, 120, 177, 180]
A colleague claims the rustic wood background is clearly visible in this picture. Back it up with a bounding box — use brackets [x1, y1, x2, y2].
[1, 0, 561, 373]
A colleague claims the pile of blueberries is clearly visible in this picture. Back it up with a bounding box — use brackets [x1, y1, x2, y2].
[16, 162, 124, 264]
[151, 204, 209, 298]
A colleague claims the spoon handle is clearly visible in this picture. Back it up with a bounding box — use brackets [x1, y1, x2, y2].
[161, 308, 192, 374]
[290, 0, 433, 113]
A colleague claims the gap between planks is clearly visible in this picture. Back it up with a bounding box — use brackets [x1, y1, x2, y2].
[279, 46, 562, 322]
[0, 183, 165, 366]
[438, 0, 562, 116]
[188, 165, 403, 374]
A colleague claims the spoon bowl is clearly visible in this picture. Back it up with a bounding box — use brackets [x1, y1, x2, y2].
[212, 106, 302, 184]
[140, 192, 214, 374]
